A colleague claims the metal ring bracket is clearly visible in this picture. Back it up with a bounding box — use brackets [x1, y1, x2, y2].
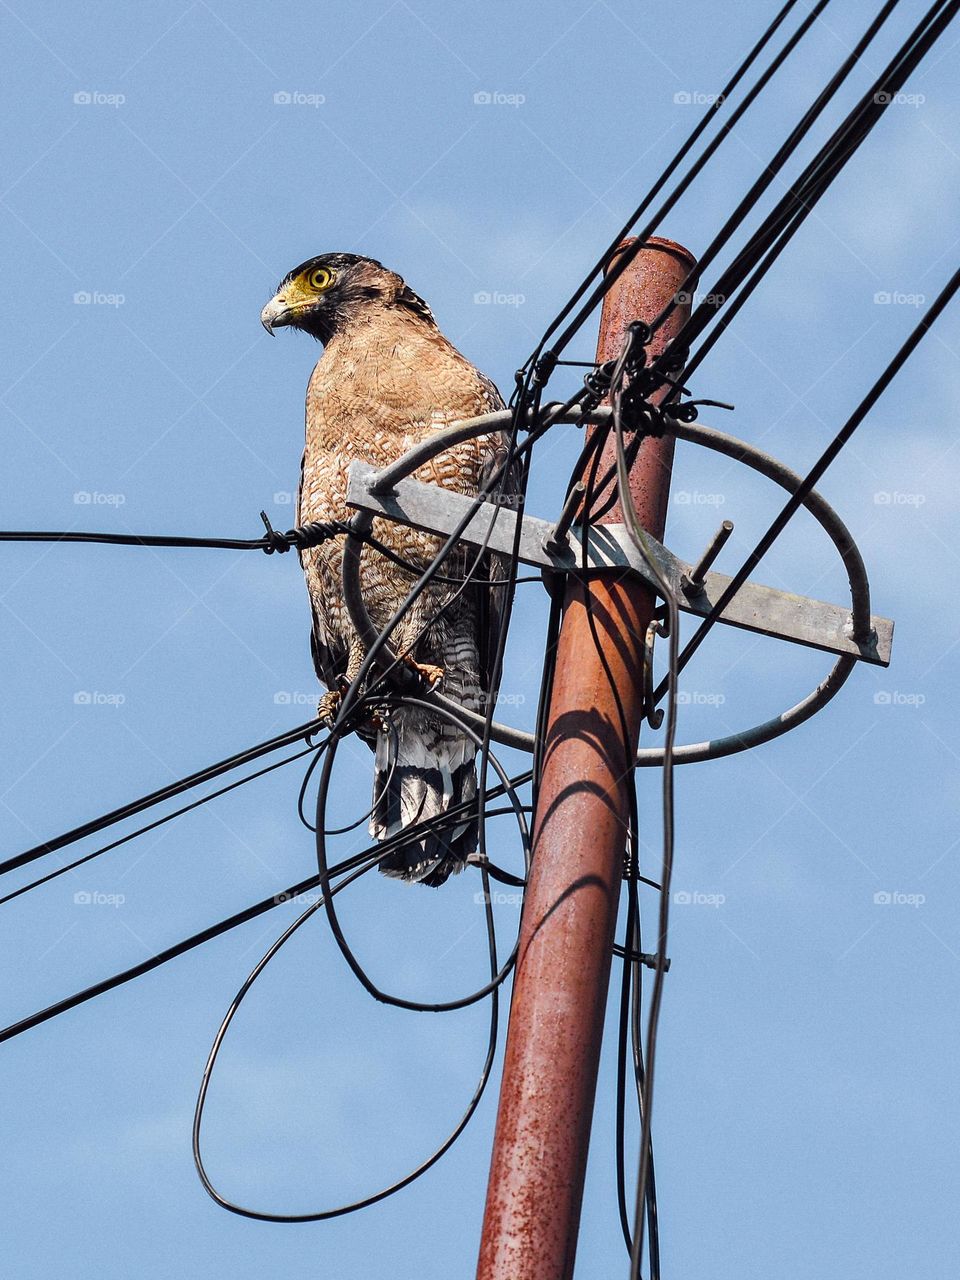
[340, 406, 884, 766]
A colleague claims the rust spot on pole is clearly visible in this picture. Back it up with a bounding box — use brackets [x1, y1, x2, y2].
[476, 238, 697, 1280]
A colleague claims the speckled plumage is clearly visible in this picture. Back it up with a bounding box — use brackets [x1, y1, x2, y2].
[262, 254, 513, 886]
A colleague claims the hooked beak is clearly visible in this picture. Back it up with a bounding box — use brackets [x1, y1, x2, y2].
[260, 294, 295, 334]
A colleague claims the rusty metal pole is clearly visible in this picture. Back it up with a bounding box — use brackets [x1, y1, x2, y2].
[476, 237, 696, 1280]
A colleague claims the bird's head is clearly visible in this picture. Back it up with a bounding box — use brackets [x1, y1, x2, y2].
[260, 252, 434, 342]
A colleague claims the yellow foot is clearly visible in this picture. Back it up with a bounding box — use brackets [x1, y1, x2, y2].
[317, 689, 341, 730]
[403, 656, 444, 690]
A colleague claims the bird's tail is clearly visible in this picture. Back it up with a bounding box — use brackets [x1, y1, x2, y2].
[369, 723, 478, 888]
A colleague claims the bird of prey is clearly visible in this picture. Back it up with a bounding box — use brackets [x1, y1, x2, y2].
[261, 253, 514, 887]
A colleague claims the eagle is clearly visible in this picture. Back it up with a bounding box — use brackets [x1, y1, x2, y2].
[261, 253, 514, 887]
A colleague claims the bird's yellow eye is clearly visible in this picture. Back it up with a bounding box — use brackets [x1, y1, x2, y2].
[306, 266, 334, 293]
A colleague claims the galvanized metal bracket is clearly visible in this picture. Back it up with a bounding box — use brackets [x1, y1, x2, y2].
[345, 460, 893, 667]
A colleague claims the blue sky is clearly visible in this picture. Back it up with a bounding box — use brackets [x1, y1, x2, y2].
[1, 0, 959, 1276]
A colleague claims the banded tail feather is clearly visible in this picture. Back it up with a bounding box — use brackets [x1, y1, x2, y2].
[369, 724, 478, 887]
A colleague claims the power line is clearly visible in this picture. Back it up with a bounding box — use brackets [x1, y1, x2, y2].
[0, 717, 323, 879]
[0, 744, 317, 908]
[0, 767, 533, 1047]
[519, 0, 828, 382]
[2, 0, 956, 1268]
[652, 259, 960, 704]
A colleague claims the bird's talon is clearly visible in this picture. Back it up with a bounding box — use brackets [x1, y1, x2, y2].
[317, 690, 342, 730]
[403, 657, 444, 689]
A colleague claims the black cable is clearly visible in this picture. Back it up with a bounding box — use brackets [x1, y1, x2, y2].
[655, 0, 956, 377]
[315, 695, 531, 1013]
[0, 514, 535, 590]
[0, 745, 318, 908]
[190, 848, 499, 1223]
[0, 718, 324, 879]
[599, 329, 679, 1280]
[528, 0, 834, 373]
[193, 676, 532, 1220]
[519, 0, 817, 382]
[616, 781, 660, 1268]
[0, 516, 352, 555]
[0, 766, 533, 1046]
[652, 258, 960, 704]
[4, 2, 956, 1250]
[642, 0, 907, 361]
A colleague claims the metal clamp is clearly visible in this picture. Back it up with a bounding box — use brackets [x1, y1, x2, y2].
[642, 612, 669, 730]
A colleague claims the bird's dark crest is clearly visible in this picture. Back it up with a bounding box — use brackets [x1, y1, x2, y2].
[277, 252, 435, 323]
[278, 251, 377, 290]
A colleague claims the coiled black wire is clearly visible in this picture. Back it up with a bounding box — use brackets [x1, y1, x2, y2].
[314, 695, 531, 1013]
[191, 689, 531, 1221]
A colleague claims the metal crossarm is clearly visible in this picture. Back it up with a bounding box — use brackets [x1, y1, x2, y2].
[345, 460, 893, 667]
